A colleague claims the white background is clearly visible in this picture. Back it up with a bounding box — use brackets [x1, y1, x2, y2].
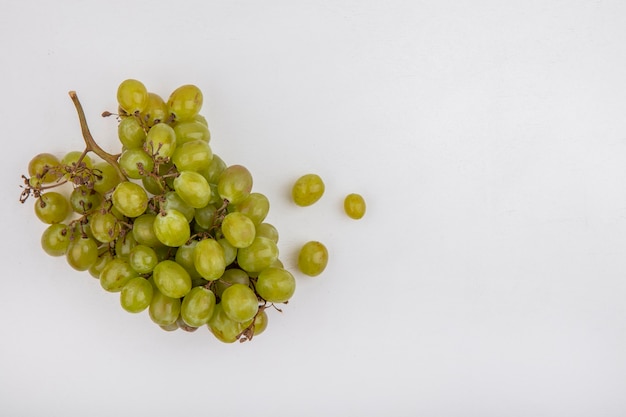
[1, 1, 626, 416]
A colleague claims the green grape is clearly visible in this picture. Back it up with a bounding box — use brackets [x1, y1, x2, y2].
[172, 139, 212, 172]
[100, 258, 137, 292]
[119, 148, 154, 179]
[251, 310, 268, 337]
[120, 277, 153, 313]
[93, 161, 122, 194]
[255, 222, 279, 244]
[61, 151, 93, 173]
[140, 92, 169, 127]
[117, 79, 148, 114]
[89, 249, 113, 279]
[235, 192, 269, 225]
[221, 283, 258, 323]
[28, 153, 62, 184]
[198, 153, 226, 184]
[69, 186, 102, 214]
[89, 211, 120, 243]
[217, 165, 253, 205]
[213, 268, 250, 298]
[66, 236, 98, 271]
[34, 192, 71, 224]
[221, 212, 255, 248]
[193, 204, 216, 229]
[236, 236, 278, 273]
[132, 213, 162, 247]
[162, 191, 195, 222]
[117, 116, 146, 149]
[149, 288, 181, 326]
[167, 84, 203, 122]
[344, 193, 366, 219]
[207, 303, 250, 343]
[145, 123, 177, 158]
[292, 173, 325, 206]
[194, 114, 208, 127]
[153, 209, 190, 247]
[111, 181, 148, 218]
[173, 171, 211, 209]
[173, 120, 211, 145]
[181, 287, 216, 327]
[256, 267, 296, 303]
[270, 258, 284, 269]
[153, 260, 192, 299]
[114, 232, 138, 260]
[218, 238, 237, 266]
[129, 245, 158, 274]
[193, 238, 225, 281]
[41, 223, 70, 256]
[141, 175, 166, 195]
[297, 241, 328, 277]
[174, 240, 202, 279]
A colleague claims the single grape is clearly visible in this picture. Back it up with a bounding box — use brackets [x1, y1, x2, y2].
[28, 153, 62, 184]
[129, 245, 159, 274]
[344, 193, 366, 219]
[167, 84, 203, 122]
[132, 214, 162, 247]
[198, 154, 226, 184]
[114, 233, 138, 260]
[193, 204, 217, 230]
[172, 139, 213, 172]
[41, 223, 70, 256]
[61, 151, 93, 173]
[69, 186, 102, 214]
[162, 191, 195, 222]
[236, 236, 279, 273]
[193, 238, 225, 281]
[153, 209, 190, 247]
[174, 240, 202, 279]
[145, 123, 177, 158]
[120, 277, 153, 313]
[256, 267, 296, 303]
[218, 238, 237, 266]
[117, 79, 148, 114]
[221, 284, 258, 323]
[93, 161, 122, 194]
[221, 212, 256, 248]
[140, 92, 169, 127]
[111, 181, 148, 218]
[89, 249, 113, 279]
[207, 303, 250, 343]
[153, 260, 192, 299]
[217, 165, 253, 205]
[100, 258, 137, 292]
[119, 148, 154, 179]
[213, 268, 250, 298]
[66, 236, 98, 271]
[34, 192, 71, 224]
[292, 173, 325, 206]
[89, 211, 120, 243]
[117, 116, 146, 149]
[173, 171, 211, 209]
[255, 222, 279, 244]
[173, 120, 211, 146]
[297, 241, 328, 277]
[149, 288, 181, 326]
[251, 310, 268, 337]
[181, 287, 216, 327]
[235, 192, 269, 225]
[141, 175, 166, 195]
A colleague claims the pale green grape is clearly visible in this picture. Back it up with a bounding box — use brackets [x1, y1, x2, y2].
[89, 211, 120, 243]
[66, 236, 98, 271]
[172, 140, 212, 172]
[214, 268, 250, 298]
[149, 288, 181, 326]
[141, 175, 166, 195]
[221, 212, 255, 248]
[173, 120, 211, 145]
[61, 151, 93, 173]
[297, 241, 328, 276]
[292, 174, 325, 206]
[221, 283, 258, 323]
[117, 116, 146, 149]
[93, 162, 122, 194]
[132, 213, 162, 247]
[207, 303, 250, 343]
[173, 171, 211, 209]
[181, 287, 216, 327]
[100, 258, 137, 292]
[235, 192, 269, 225]
[114, 233, 138, 260]
[140, 92, 169, 127]
[69, 186, 102, 214]
[198, 154, 226, 184]
[193, 238, 225, 281]
[41, 223, 70, 256]
[193, 204, 216, 229]
[344, 193, 366, 219]
[167, 84, 203, 122]
[120, 277, 153, 313]
[117, 79, 148, 114]
[251, 310, 268, 337]
[217, 165, 253, 205]
[153, 209, 190, 247]
[236, 236, 278, 273]
[28, 153, 62, 184]
[145, 123, 177, 158]
[218, 238, 237, 266]
[119, 148, 154, 179]
[153, 260, 192, 299]
[129, 245, 158, 274]
[255, 222, 279, 244]
[34, 192, 70, 224]
[256, 267, 296, 303]
[112, 181, 148, 218]
[162, 191, 195, 222]
[174, 240, 202, 279]
[89, 249, 113, 279]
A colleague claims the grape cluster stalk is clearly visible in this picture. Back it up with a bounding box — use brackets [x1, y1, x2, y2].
[20, 80, 301, 343]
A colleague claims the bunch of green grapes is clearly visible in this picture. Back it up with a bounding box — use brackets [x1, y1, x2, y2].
[20, 79, 297, 343]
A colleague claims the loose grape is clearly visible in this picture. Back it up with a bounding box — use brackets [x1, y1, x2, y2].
[236, 236, 279, 273]
[120, 277, 153, 313]
[167, 84, 203, 122]
[100, 258, 137, 292]
[344, 193, 366, 219]
[193, 238, 225, 281]
[149, 289, 181, 326]
[153, 260, 192, 299]
[66, 237, 98, 271]
[145, 123, 177, 158]
[129, 245, 158, 274]
[217, 165, 253, 205]
[173, 171, 211, 209]
[221, 212, 256, 248]
[221, 284, 258, 323]
[117, 79, 148, 114]
[298, 241, 328, 276]
[292, 174, 325, 206]
[34, 192, 70, 224]
[41, 223, 70, 256]
[181, 287, 216, 327]
[111, 181, 148, 218]
[153, 209, 190, 247]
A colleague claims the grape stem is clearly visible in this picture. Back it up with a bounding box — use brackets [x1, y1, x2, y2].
[68, 91, 127, 181]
